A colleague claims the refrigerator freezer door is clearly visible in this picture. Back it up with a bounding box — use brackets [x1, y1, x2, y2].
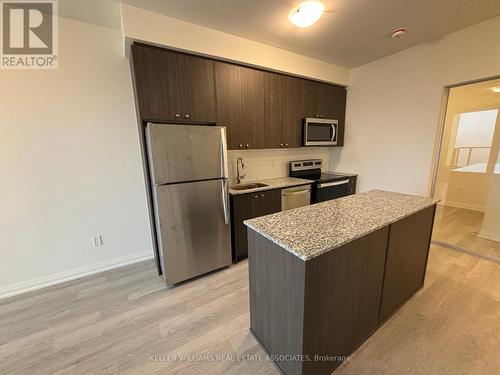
[146, 123, 228, 185]
[154, 179, 231, 285]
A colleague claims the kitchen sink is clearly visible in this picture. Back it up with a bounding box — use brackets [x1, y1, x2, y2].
[231, 183, 269, 191]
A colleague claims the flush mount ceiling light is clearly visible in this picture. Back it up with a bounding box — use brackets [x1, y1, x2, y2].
[391, 27, 407, 39]
[491, 87, 500, 93]
[289, 1, 325, 28]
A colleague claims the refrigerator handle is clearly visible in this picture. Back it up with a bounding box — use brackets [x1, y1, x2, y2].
[221, 127, 229, 179]
[221, 179, 230, 225]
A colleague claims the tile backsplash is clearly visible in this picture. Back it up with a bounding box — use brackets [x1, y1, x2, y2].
[227, 148, 331, 184]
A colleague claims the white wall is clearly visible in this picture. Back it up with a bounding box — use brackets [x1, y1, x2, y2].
[480, 174, 500, 242]
[120, 4, 349, 86]
[0, 17, 152, 298]
[331, 16, 500, 196]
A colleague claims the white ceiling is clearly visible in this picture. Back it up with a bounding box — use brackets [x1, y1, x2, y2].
[59, 0, 500, 68]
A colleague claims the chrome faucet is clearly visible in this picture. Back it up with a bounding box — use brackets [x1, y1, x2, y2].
[236, 157, 246, 184]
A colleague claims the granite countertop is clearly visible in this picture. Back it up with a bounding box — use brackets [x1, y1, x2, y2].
[244, 190, 437, 261]
[229, 177, 312, 195]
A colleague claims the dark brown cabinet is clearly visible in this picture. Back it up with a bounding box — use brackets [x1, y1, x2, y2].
[300, 79, 347, 146]
[248, 204, 436, 375]
[264, 73, 302, 149]
[215, 62, 265, 149]
[348, 176, 357, 195]
[131, 44, 216, 123]
[230, 189, 281, 261]
[131, 43, 347, 149]
[380, 206, 435, 322]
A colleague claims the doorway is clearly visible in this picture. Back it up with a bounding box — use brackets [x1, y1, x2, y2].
[432, 78, 500, 261]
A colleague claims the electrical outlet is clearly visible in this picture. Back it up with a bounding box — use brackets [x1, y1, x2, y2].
[92, 235, 103, 247]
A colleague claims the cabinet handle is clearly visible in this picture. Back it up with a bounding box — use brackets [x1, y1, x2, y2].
[254, 195, 259, 199]
[315, 114, 320, 118]
[285, 143, 289, 147]
[184, 114, 190, 119]
[175, 113, 180, 118]
[320, 114, 324, 118]
[239, 144, 244, 149]
[280, 143, 284, 147]
[246, 144, 250, 148]
[260, 194, 264, 198]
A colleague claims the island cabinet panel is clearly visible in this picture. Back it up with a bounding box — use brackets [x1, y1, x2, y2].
[380, 206, 436, 322]
[248, 227, 389, 375]
[301, 227, 389, 375]
[131, 44, 216, 123]
[215, 62, 265, 150]
[247, 201, 436, 375]
[230, 190, 281, 262]
[248, 231, 306, 375]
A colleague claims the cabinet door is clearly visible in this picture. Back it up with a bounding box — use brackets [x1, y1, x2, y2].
[131, 44, 181, 122]
[281, 76, 302, 148]
[316, 83, 346, 119]
[300, 79, 320, 119]
[215, 62, 244, 149]
[215, 63, 265, 150]
[231, 189, 281, 261]
[317, 83, 346, 146]
[176, 53, 217, 123]
[380, 206, 435, 322]
[264, 73, 302, 149]
[240, 67, 265, 149]
[231, 193, 255, 261]
[252, 189, 282, 217]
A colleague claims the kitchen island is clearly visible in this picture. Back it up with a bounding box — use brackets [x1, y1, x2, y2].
[245, 190, 436, 375]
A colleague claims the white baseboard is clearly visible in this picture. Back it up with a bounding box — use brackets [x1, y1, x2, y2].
[439, 200, 485, 212]
[478, 230, 500, 243]
[0, 250, 154, 300]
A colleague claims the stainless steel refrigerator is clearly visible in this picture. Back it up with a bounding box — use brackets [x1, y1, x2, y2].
[145, 123, 231, 285]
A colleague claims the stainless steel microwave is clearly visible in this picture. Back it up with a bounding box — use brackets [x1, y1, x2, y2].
[303, 118, 338, 146]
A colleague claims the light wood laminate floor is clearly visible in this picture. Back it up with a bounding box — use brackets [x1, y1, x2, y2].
[432, 204, 500, 260]
[1, 245, 500, 375]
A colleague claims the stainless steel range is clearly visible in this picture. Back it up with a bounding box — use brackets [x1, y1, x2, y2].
[289, 159, 357, 203]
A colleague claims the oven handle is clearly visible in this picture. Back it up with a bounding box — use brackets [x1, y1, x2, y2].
[317, 179, 350, 189]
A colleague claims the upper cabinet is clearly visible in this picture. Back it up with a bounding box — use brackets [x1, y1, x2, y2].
[131, 44, 216, 123]
[215, 62, 265, 150]
[263, 73, 302, 149]
[300, 80, 347, 146]
[130, 43, 346, 149]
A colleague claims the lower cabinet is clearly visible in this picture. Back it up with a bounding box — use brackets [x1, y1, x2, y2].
[230, 189, 281, 262]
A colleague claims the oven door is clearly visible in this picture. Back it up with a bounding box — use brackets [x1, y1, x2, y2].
[314, 179, 350, 203]
[303, 118, 338, 146]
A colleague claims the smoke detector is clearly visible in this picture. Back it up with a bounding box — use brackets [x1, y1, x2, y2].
[391, 27, 407, 39]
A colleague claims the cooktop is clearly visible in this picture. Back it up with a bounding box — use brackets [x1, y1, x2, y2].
[289, 159, 355, 182]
